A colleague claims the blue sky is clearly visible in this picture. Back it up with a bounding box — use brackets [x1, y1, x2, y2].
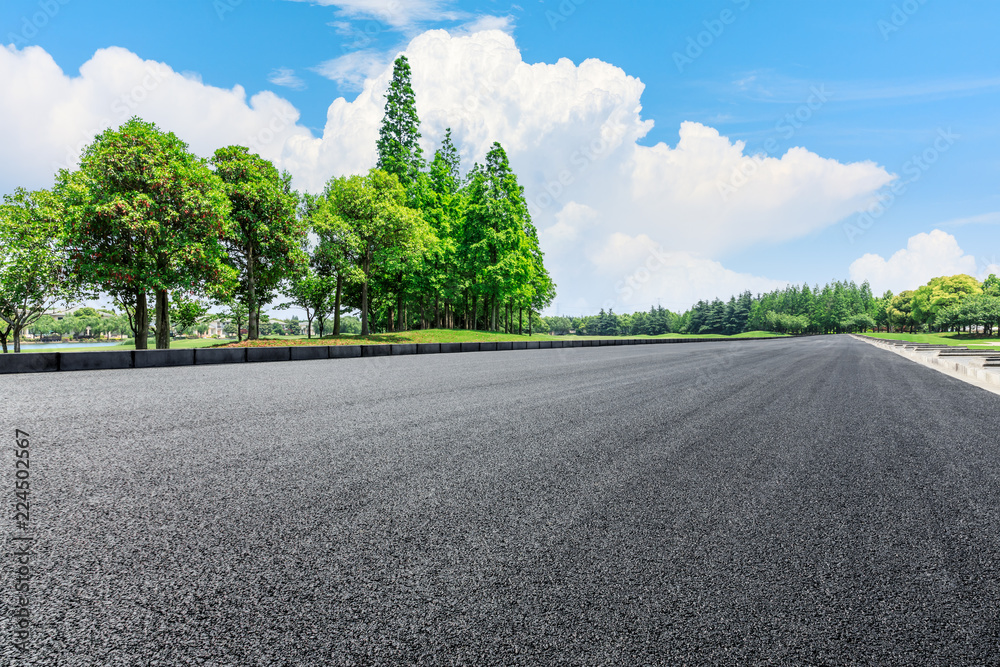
[3, 0, 999, 314]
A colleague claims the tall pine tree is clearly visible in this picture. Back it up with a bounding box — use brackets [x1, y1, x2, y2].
[376, 55, 424, 192]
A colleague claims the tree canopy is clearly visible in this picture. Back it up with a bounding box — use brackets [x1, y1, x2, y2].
[57, 117, 233, 349]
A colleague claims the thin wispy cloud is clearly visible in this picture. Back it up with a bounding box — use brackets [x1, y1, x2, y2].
[452, 14, 516, 36]
[284, 0, 464, 30]
[940, 211, 1000, 226]
[727, 71, 1000, 105]
[268, 67, 307, 91]
[311, 50, 388, 91]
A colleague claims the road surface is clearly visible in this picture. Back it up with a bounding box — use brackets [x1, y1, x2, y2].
[2, 336, 999, 665]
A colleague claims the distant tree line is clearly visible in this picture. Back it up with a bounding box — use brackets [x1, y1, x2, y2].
[543, 274, 1000, 337]
[0, 55, 554, 352]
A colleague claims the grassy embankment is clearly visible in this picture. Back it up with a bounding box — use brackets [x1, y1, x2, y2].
[219, 329, 787, 347]
[863, 332, 1000, 350]
[14, 329, 788, 352]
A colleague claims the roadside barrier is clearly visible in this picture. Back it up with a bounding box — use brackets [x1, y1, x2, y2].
[0, 335, 785, 375]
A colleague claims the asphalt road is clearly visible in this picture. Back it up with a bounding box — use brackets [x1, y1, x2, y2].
[2, 336, 999, 666]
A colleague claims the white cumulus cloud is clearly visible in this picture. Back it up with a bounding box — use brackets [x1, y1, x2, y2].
[0, 44, 313, 190]
[577, 232, 789, 314]
[848, 229, 990, 294]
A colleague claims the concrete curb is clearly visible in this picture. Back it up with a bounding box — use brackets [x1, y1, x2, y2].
[0, 352, 59, 374]
[60, 351, 133, 372]
[135, 349, 195, 368]
[0, 335, 789, 374]
[248, 347, 291, 363]
[291, 346, 330, 361]
[195, 348, 246, 365]
[852, 335, 1000, 396]
[331, 346, 362, 359]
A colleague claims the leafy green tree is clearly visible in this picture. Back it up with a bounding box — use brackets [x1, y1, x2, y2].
[911, 274, 981, 328]
[170, 293, 210, 335]
[212, 146, 307, 340]
[463, 143, 545, 331]
[421, 129, 466, 328]
[0, 188, 70, 352]
[325, 170, 431, 335]
[887, 291, 916, 332]
[281, 268, 338, 338]
[983, 274, 1000, 297]
[216, 298, 249, 342]
[57, 118, 233, 349]
[545, 315, 572, 335]
[376, 55, 424, 192]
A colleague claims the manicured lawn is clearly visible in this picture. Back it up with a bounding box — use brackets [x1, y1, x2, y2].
[220, 329, 788, 347]
[17, 337, 238, 352]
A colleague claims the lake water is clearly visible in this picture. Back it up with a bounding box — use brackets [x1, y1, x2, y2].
[19, 342, 124, 350]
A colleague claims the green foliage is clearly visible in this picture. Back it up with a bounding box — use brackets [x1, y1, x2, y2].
[212, 145, 307, 340]
[280, 267, 338, 338]
[0, 188, 70, 352]
[323, 169, 432, 335]
[57, 118, 233, 349]
[911, 274, 982, 325]
[216, 298, 249, 342]
[170, 293, 210, 334]
[377, 55, 424, 192]
[462, 143, 553, 331]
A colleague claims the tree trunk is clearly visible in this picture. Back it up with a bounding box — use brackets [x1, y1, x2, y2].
[13, 320, 23, 353]
[306, 313, 314, 339]
[155, 289, 171, 349]
[388, 305, 394, 333]
[519, 308, 523, 336]
[361, 251, 372, 336]
[0, 328, 7, 353]
[528, 308, 533, 336]
[396, 292, 404, 332]
[134, 291, 150, 349]
[435, 293, 440, 329]
[333, 273, 343, 335]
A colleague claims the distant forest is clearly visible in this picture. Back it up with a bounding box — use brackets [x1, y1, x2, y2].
[545, 273, 1000, 336]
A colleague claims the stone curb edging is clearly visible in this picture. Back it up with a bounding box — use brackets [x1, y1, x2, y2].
[0, 335, 784, 375]
[851, 334, 1000, 396]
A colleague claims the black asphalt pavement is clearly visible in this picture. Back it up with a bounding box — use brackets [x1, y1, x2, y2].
[2, 336, 999, 665]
